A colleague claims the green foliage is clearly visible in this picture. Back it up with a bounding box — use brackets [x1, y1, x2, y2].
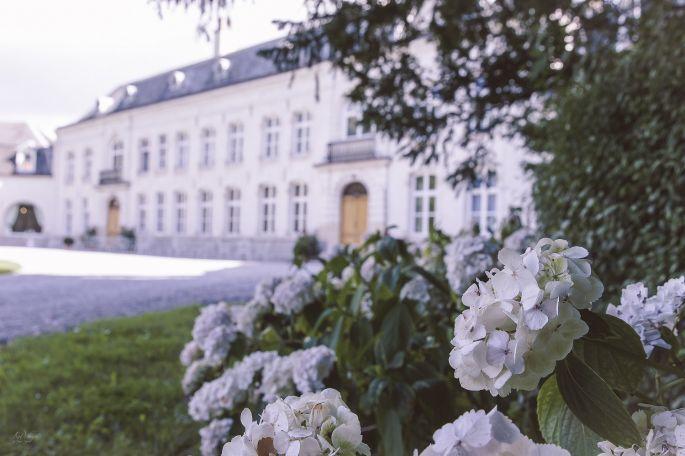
[529, 3, 685, 298]
[0, 306, 201, 455]
[292, 233, 322, 267]
[537, 376, 603, 456]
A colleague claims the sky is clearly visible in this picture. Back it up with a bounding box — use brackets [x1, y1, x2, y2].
[0, 0, 306, 134]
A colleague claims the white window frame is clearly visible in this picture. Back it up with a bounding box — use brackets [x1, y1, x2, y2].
[65, 152, 75, 184]
[83, 149, 93, 182]
[290, 182, 308, 234]
[175, 132, 189, 170]
[137, 193, 147, 233]
[198, 190, 213, 235]
[292, 111, 311, 156]
[262, 117, 280, 160]
[410, 174, 437, 236]
[138, 138, 150, 174]
[468, 171, 498, 234]
[259, 185, 277, 234]
[158, 134, 167, 171]
[111, 140, 124, 172]
[64, 199, 73, 234]
[155, 192, 165, 234]
[174, 191, 187, 234]
[82, 197, 90, 231]
[225, 187, 241, 235]
[199, 127, 216, 169]
[226, 122, 244, 164]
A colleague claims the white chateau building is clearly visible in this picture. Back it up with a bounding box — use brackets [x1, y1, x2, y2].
[5, 39, 533, 260]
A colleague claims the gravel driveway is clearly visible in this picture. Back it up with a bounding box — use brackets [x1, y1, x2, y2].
[0, 247, 290, 342]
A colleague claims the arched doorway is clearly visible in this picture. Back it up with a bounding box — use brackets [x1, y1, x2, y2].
[106, 197, 120, 236]
[6, 203, 42, 233]
[340, 182, 368, 245]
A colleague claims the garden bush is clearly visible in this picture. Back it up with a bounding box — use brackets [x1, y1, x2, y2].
[182, 229, 685, 456]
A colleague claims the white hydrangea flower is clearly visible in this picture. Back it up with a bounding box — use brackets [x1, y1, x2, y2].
[180, 340, 202, 367]
[229, 299, 268, 338]
[200, 418, 234, 456]
[203, 326, 237, 366]
[418, 408, 569, 455]
[253, 277, 282, 307]
[271, 270, 316, 315]
[221, 388, 371, 456]
[444, 234, 493, 292]
[607, 276, 685, 356]
[182, 359, 213, 395]
[400, 275, 432, 304]
[450, 238, 597, 396]
[360, 256, 379, 282]
[598, 407, 685, 456]
[193, 302, 233, 344]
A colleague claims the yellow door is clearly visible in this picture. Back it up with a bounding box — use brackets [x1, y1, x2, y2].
[341, 193, 368, 245]
[106, 199, 120, 236]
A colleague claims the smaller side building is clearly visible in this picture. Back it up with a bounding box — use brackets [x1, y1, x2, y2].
[0, 122, 57, 246]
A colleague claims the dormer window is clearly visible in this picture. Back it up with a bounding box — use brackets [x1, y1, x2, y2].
[97, 96, 115, 114]
[14, 144, 37, 174]
[214, 58, 231, 80]
[125, 84, 138, 98]
[169, 71, 186, 90]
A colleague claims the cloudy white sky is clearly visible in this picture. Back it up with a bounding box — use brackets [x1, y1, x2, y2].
[0, 0, 306, 134]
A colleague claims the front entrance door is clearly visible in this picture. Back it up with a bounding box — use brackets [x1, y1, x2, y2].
[340, 182, 368, 245]
[106, 198, 120, 236]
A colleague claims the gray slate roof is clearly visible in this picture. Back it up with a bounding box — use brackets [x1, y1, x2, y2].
[78, 38, 302, 124]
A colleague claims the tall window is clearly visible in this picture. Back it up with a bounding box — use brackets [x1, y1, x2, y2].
[225, 188, 241, 235]
[262, 117, 280, 159]
[346, 109, 371, 138]
[158, 134, 167, 170]
[259, 185, 277, 234]
[64, 199, 73, 234]
[199, 127, 216, 168]
[290, 183, 308, 234]
[468, 171, 498, 234]
[198, 190, 213, 235]
[137, 194, 147, 233]
[175, 132, 189, 170]
[156, 192, 165, 234]
[226, 122, 244, 164]
[65, 152, 75, 184]
[411, 174, 437, 235]
[82, 198, 90, 230]
[174, 192, 187, 234]
[292, 112, 311, 156]
[83, 149, 93, 182]
[138, 138, 150, 174]
[112, 140, 124, 171]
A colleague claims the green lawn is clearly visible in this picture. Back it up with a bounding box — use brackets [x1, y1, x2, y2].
[0, 306, 201, 455]
[0, 260, 20, 275]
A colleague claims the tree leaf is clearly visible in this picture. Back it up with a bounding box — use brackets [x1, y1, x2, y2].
[556, 353, 642, 447]
[379, 303, 413, 358]
[575, 311, 646, 392]
[537, 375, 603, 456]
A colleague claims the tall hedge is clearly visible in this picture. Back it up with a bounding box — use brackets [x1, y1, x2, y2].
[528, 4, 685, 299]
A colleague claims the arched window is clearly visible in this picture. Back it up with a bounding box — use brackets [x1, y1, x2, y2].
[259, 185, 277, 234]
[200, 127, 216, 169]
[262, 117, 280, 159]
[174, 191, 187, 234]
[226, 122, 244, 164]
[292, 111, 311, 156]
[290, 182, 308, 234]
[175, 132, 189, 170]
[468, 171, 498, 234]
[225, 187, 241, 235]
[410, 174, 437, 235]
[198, 190, 213, 235]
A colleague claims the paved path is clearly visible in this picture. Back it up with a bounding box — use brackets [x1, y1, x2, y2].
[0, 247, 289, 342]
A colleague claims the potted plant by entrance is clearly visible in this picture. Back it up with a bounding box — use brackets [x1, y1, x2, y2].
[119, 227, 136, 252]
[63, 236, 74, 248]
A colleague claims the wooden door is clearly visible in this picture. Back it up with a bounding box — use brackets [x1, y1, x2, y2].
[106, 199, 120, 236]
[340, 192, 368, 245]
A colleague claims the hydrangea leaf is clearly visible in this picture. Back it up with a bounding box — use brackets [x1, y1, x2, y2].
[537, 375, 603, 456]
[377, 408, 403, 456]
[575, 311, 646, 392]
[556, 352, 641, 447]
